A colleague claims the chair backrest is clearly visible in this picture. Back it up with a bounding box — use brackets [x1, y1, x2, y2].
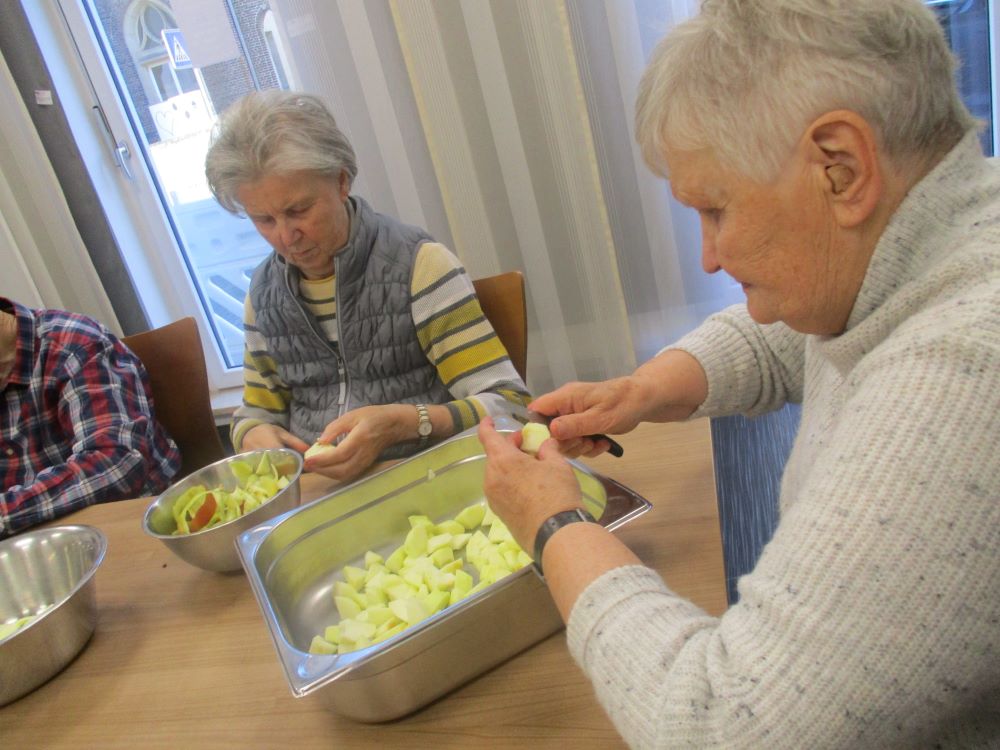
[472, 271, 528, 381]
[122, 317, 227, 479]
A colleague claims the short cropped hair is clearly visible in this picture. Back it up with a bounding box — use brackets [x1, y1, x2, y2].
[205, 90, 358, 214]
[635, 0, 978, 181]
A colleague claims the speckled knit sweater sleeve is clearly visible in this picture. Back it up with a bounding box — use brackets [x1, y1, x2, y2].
[566, 131, 1000, 749]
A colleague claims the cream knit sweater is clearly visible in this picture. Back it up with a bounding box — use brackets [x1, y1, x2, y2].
[566, 131, 999, 748]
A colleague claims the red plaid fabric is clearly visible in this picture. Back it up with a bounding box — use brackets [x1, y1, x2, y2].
[1, 298, 180, 538]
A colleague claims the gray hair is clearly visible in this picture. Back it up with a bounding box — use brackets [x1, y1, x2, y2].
[635, 0, 978, 181]
[205, 90, 358, 214]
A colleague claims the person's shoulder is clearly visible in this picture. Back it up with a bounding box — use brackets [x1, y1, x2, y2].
[36, 308, 114, 347]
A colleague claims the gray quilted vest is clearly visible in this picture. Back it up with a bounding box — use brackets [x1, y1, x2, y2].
[248, 195, 453, 453]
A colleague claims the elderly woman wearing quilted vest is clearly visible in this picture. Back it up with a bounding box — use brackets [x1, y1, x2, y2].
[205, 90, 530, 482]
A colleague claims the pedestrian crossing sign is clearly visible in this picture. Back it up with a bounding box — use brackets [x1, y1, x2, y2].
[161, 29, 193, 70]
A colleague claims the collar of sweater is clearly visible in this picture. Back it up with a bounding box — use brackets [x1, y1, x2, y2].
[814, 131, 990, 374]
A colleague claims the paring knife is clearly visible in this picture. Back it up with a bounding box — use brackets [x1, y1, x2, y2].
[515, 410, 624, 458]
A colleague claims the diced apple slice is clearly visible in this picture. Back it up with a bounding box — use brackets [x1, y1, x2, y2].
[481, 505, 499, 527]
[488, 520, 513, 543]
[363, 605, 395, 627]
[422, 590, 449, 614]
[408, 514, 434, 529]
[364, 550, 384, 568]
[384, 546, 406, 572]
[342, 565, 366, 590]
[404, 524, 428, 557]
[389, 597, 430, 625]
[430, 547, 454, 568]
[334, 581, 366, 607]
[373, 622, 407, 643]
[309, 635, 338, 655]
[340, 618, 377, 643]
[435, 520, 465, 536]
[450, 532, 472, 550]
[427, 533, 452, 553]
[454, 503, 485, 531]
[304, 442, 335, 460]
[324, 625, 341, 643]
[334, 595, 361, 620]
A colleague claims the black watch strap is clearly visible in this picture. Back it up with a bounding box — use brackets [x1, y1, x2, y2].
[532, 508, 596, 578]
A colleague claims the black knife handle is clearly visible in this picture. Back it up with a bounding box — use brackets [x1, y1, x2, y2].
[587, 434, 624, 458]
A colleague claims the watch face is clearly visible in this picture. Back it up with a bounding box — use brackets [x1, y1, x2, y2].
[417, 405, 432, 437]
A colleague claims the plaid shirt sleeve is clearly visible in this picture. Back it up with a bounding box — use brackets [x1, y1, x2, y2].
[1, 313, 180, 538]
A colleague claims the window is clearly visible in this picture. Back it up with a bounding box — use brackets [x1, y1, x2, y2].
[928, 0, 997, 155]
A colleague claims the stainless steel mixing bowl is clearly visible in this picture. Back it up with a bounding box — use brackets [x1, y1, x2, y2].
[0, 524, 107, 706]
[142, 448, 303, 573]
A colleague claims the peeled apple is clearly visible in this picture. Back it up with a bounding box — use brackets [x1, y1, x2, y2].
[305, 442, 336, 460]
[520, 423, 551, 455]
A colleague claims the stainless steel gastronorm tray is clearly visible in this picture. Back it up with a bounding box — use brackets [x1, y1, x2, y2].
[236, 423, 651, 722]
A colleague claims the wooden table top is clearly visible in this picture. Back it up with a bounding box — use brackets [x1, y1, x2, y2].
[1, 419, 726, 749]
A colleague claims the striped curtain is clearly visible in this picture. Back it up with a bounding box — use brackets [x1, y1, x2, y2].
[268, 0, 741, 392]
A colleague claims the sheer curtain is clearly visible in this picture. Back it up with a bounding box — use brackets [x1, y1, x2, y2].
[247, 0, 741, 391]
[0, 45, 117, 324]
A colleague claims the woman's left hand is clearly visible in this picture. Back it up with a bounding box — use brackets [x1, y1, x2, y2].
[304, 404, 413, 482]
[477, 416, 584, 552]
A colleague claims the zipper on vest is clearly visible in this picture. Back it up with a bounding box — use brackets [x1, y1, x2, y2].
[334, 255, 349, 418]
[285, 262, 349, 420]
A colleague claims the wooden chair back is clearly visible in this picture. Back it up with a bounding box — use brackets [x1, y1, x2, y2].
[122, 317, 227, 479]
[472, 271, 528, 381]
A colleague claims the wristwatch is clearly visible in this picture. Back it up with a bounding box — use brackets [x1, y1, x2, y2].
[532, 507, 597, 578]
[415, 403, 432, 449]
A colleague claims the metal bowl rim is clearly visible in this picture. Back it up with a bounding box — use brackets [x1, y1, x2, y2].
[141, 448, 304, 540]
[0, 524, 107, 639]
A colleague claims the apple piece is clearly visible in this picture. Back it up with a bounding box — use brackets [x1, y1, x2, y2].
[373, 622, 407, 643]
[389, 597, 430, 625]
[487, 519, 513, 543]
[384, 546, 406, 573]
[342, 565, 366, 590]
[404, 524, 428, 557]
[364, 605, 395, 627]
[430, 547, 454, 568]
[481, 505, 499, 527]
[309, 635, 338, 655]
[435, 520, 465, 536]
[408, 514, 433, 529]
[450, 532, 472, 550]
[339, 618, 377, 643]
[520, 422, 551, 455]
[422, 590, 449, 614]
[454, 503, 485, 531]
[427, 533, 452, 553]
[304, 442, 335, 460]
[334, 581, 366, 607]
[364, 550, 384, 568]
[334, 595, 361, 620]
[323, 625, 341, 644]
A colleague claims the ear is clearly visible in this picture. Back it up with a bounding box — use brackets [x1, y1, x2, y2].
[337, 170, 352, 200]
[800, 110, 883, 229]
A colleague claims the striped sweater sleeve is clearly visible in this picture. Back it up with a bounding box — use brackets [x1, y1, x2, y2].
[230, 295, 293, 450]
[411, 242, 531, 431]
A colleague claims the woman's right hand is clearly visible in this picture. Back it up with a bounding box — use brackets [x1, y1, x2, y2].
[530, 348, 709, 444]
[240, 423, 310, 453]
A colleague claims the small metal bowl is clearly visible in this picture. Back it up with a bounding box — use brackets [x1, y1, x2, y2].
[0, 524, 107, 706]
[142, 448, 303, 573]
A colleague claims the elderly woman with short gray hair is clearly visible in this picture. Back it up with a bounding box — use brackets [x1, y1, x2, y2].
[206, 91, 529, 482]
[477, 0, 999, 746]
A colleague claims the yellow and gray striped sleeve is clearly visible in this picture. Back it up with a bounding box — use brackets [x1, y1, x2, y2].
[230, 294, 293, 450]
[411, 242, 531, 431]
